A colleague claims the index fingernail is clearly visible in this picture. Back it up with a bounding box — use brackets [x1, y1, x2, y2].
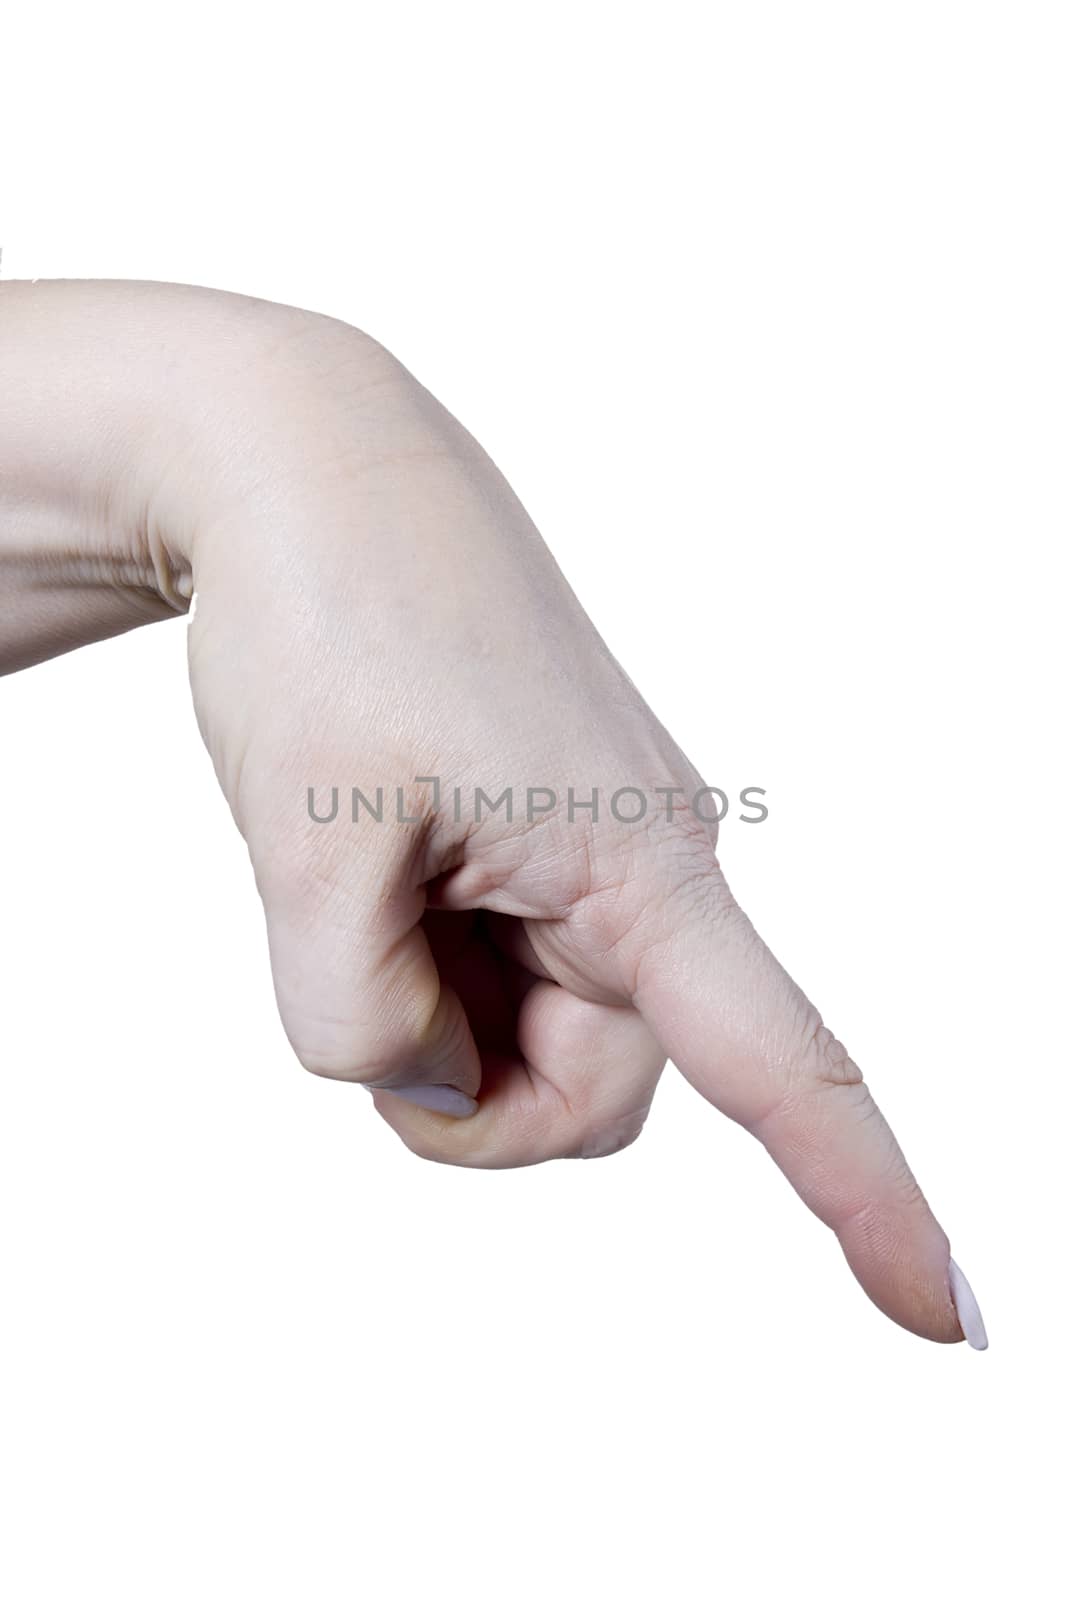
[949, 1257, 989, 1350]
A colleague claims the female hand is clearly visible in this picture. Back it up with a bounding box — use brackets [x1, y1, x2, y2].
[0, 280, 986, 1347]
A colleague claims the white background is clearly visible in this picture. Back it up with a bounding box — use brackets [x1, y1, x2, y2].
[1, 4, 1063, 1596]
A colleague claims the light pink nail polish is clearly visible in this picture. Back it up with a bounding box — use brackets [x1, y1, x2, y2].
[379, 1085, 478, 1118]
[949, 1257, 989, 1350]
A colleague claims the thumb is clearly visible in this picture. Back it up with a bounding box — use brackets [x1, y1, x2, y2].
[629, 854, 985, 1347]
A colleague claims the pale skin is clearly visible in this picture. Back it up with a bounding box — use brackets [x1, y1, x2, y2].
[0, 280, 986, 1347]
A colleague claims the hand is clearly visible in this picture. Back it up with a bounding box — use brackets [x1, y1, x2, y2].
[0, 280, 986, 1347]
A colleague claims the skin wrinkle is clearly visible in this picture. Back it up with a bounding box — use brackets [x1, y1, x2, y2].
[626, 857, 734, 1015]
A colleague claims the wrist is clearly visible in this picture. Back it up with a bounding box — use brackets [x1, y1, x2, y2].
[0, 280, 392, 665]
[0, 280, 321, 576]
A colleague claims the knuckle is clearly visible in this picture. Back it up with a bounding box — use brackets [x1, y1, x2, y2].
[283, 1003, 417, 1085]
[747, 1016, 867, 1139]
[295, 1040, 392, 1086]
[278, 942, 447, 1087]
[801, 1020, 865, 1090]
[572, 808, 736, 999]
[575, 1106, 650, 1160]
[628, 864, 736, 1004]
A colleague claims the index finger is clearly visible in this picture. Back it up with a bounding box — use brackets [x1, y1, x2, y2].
[629, 857, 986, 1347]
